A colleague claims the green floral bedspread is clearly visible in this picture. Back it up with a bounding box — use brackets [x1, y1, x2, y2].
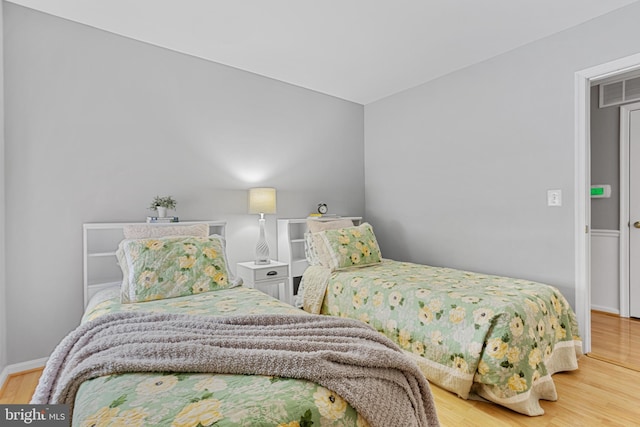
[75, 287, 366, 427]
[312, 260, 582, 416]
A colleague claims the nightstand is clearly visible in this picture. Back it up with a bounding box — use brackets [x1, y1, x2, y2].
[236, 260, 292, 304]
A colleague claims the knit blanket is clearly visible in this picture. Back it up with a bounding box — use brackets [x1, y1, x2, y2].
[31, 311, 440, 427]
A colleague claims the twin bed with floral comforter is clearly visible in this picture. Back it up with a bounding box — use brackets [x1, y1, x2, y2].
[74, 287, 367, 427]
[300, 221, 583, 416]
[62, 287, 435, 427]
[31, 223, 440, 427]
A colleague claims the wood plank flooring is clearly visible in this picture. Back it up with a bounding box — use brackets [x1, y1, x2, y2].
[2, 311, 639, 426]
[0, 368, 43, 404]
[590, 310, 640, 371]
[433, 355, 640, 426]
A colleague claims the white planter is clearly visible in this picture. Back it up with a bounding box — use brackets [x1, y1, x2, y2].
[156, 206, 167, 218]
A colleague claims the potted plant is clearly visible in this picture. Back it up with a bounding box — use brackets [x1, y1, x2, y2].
[149, 195, 176, 218]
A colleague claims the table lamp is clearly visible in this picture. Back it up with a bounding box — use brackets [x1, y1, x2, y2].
[248, 187, 277, 264]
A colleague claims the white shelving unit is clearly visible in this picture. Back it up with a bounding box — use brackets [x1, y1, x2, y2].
[277, 217, 362, 300]
[82, 220, 226, 307]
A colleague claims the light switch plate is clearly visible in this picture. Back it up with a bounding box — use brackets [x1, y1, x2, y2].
[547, 189, 562, 207]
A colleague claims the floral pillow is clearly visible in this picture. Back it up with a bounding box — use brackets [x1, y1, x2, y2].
[117, 235, 239, 303]
[312, 223, 382, 271]
[305, 219, 356, 265]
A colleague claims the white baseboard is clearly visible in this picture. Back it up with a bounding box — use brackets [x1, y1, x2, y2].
[0, 358, 47, 389]
[591, 304, 620, 315]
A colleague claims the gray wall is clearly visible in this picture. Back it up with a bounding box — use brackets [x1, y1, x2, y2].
[590, 85, 620, 230]
[4, 4, 364, 364]
[364, 1, 640, 307]
[0, 2, 6, 374]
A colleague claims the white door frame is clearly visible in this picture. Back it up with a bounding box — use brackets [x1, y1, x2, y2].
[619, 102, 640, 319]
[575, 53, 640, 354]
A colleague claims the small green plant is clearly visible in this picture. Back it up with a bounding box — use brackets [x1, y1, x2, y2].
[149, 195, 176, 211]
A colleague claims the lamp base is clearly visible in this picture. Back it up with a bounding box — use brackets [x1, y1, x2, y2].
[254, 217, 271, 265]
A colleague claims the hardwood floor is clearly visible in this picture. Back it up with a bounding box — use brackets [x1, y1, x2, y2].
[590, 310, 640, 371]
[2, 312, 639, 426]
[0, 368, 43, 404]
[433, 356, 640, 426]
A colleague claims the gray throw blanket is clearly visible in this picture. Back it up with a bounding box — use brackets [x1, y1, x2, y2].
[31, 311, 440, 427]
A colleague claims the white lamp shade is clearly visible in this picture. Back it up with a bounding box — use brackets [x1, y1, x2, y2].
[248, 187, 277, 214]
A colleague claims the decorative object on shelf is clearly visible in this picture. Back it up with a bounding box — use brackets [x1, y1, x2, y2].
[148, 195, 177, 218]
[248, 187, 277, 265]
[146, 216, 179, 223]
[309, 202, 342, 218]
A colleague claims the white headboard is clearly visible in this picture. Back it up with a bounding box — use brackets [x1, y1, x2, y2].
[82, 220, 226, 307]
[276, 217, 362, 296]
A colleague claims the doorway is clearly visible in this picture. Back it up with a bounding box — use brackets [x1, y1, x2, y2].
[621, 102, 640, 318]
[575, 53, 640, 355]
[590, 97, 640, 319]
[589, 99, 640, 370]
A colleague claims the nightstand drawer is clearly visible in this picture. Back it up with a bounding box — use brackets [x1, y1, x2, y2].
[254, 265, 288, 281]
[236, 260, 292, 304]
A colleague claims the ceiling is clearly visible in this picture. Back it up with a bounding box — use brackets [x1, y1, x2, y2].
[7, 0, 640, 104]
